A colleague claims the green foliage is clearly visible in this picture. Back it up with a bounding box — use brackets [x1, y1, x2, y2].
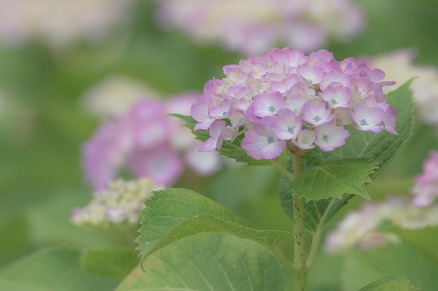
[80, 249, 138, 279]
[341, 242, 438, 290]
[137, 188, 290, 262]
[170, 114, 270, 166]
[358, 276, 417, 291]
[291, 158, 378, 201]
[280, 81, 414, 233]
[392, 227, 438, 262]
[0, 248, 118, 291]
[119, 234, 285, 291]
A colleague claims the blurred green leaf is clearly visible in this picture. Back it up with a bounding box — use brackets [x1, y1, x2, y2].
[341, 242, 438, 290]
[358, 276, 417, 291]
[292, 158, 377, 201]
[80, 249, 138, 279]
[137, 188, 290, 263]
[119, 234, 285, 291]
[170, 114, 270, 166]
[393, 227, 438, 262]
[0, 247, 118, 291]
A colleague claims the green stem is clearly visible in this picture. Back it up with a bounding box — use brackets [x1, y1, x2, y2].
[291, 153, 307, 291]
[306, 229, 322, 269]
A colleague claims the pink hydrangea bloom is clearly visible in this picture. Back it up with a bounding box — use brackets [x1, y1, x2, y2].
[155, 0, 364, 54]
[411, 151, 438, 207]
[191, 48, 396, 160]
[83, 94, 222, 191]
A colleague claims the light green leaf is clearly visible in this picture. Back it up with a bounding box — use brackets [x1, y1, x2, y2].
[393, 227, 438, 262]
[291, 158, 378, 201]
[170, 114, 270, 166]
[80, 249, 138, 279]
[0, 247, 118, 291]
[358, 276, 417, 291]
[280, 81, 414, 232]
[341, 242, 438, 291]
[119, 234, 285, 291]
[137, 188, 290, 264]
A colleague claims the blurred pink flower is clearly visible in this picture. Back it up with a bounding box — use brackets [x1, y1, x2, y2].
[82, 94, 222, 191]
[155, 0, 364, 54]
[412, 151, 438, 207]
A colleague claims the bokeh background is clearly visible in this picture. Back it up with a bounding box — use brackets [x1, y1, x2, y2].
[0, 0, 438, 290]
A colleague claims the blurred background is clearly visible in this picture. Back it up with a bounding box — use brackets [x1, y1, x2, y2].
[0, 0, 438, 290]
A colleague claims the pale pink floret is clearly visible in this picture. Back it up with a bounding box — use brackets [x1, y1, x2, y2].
[315, 122, 350, 152]
[208, 99, 232, 119]
[320, 85, 352, 108]
[383, 107, 398, 135]
[251, 92, 285, 118]
[241, 118, 286, 160]
[297, 64, 324, 84]
[350, 102, 385, 133]
[292, 129, 317, 150]
[272, 109, 301, 140]
[199, 120, 226, 152]
[191, 96, 215, 130]
[302, 101, 333, 126]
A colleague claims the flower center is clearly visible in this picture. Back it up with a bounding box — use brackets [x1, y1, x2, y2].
[269, 105, 276, 113]
[360, 119, 368, 126]
[222, 111, 228, 117]
[330, 99, 337, 105]
[322, 135, 328, 142]
[287, 126, 294, 133]
[313, 115, 322, 123]
[267, 136, 274, 144]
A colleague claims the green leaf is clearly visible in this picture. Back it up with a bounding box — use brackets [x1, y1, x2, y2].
[80, 249, 138, 279]
[341, 242, 438, 291]
[137, 188, 290, 263]
[119, 234, 285, 291]
[358, 276, 417, 291]
[0, 247, 119, 291]
[291, 158, 378, 201]
[393, 227, 438, 262]
[170, 114, 270, 166]
[280, 80, 414, 232]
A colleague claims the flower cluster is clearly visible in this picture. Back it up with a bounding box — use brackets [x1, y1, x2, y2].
[411, 151, 438, 207]
[191, 48, 396, 160]
[156, 0, 364, 54]
[368, 49, 438, 125]
[325, 196, 438, 253]
[83, 92, 222, 191]
[71, 179, 161, 226]
[0, 0, 133, 49]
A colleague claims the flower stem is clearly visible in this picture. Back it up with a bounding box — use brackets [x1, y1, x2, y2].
[291, 153, 307, 291]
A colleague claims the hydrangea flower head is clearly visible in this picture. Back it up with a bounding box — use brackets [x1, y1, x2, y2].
[191, 48, 396, 160]
[71, 179, 162, 226]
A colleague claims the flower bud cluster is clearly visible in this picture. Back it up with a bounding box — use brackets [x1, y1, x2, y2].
[156, 0, 363, 54]
[325, 196, 438, 253]
[83, 93, 222, 191]
[191, 48, 396, 160]
[71, 179, 161, 226]
[411, 151, 438, 207]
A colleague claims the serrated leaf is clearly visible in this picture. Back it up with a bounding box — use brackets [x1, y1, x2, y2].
[137, 188, 290, 264]
[0, 248, 118, 291]
[358, 276, 417, 291]
[280, 80, 414, 232]
[292, 158, 378, 201]
[170, 114, 270, 166]
[80, 249, 138, 279]
[119, 234, 285, 291]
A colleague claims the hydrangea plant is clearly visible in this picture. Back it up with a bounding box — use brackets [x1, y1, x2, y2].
[66, 47, 414, 291]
